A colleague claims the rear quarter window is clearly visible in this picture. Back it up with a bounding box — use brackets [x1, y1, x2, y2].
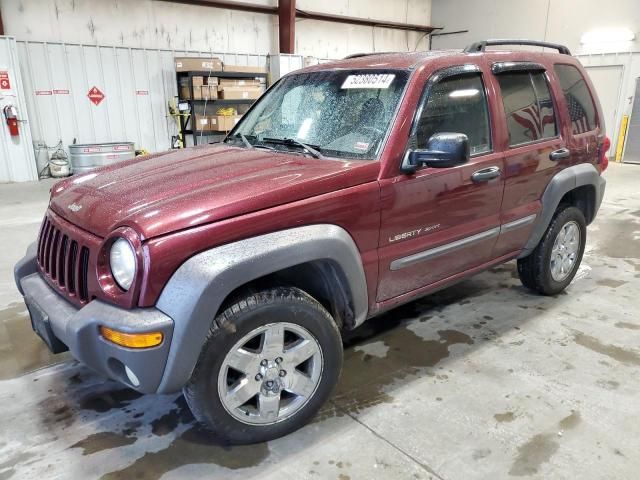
[496, 71, 557, 146]
[553, 64, 599, 134]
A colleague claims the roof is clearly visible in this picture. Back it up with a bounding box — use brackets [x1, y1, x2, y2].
[300, 50, 463, 72]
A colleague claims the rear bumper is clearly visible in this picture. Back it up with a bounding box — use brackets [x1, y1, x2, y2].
[15, 243, 174, 393]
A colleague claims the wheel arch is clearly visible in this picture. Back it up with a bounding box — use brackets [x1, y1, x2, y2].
[519, 163, 605, 258]
[154, 224, 368, 393]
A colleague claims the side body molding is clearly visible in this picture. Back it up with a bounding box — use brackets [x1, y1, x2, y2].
[155, 224, 368, 393]
[519, 163, 605, 258]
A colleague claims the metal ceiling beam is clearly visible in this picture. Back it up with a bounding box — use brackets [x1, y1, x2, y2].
[159, 1, 439, 35]
[162, 0, 277, 15]
[295, 10, 438, 33]
[279, 0, 296, 54]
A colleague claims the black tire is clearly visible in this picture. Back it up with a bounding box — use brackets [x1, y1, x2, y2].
[183, 286, 343, 444]
[517, 205, 586, 295]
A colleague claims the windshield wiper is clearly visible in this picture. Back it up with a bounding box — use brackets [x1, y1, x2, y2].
[262, 137, 323, 159]
[225, 132, 253, 149]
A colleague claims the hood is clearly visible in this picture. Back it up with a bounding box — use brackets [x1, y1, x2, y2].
[49, 144, 379, 239]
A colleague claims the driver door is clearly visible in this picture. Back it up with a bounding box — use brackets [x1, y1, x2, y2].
[377, 66, 505, 302]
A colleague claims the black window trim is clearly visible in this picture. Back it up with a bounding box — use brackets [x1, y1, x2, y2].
[553, 62, 601, 136]
[492, 61, 546, 75]
[496, 69, 561, 149]
[404, 64, 494, 163]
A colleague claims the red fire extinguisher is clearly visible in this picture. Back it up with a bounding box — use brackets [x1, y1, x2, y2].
[3, 105, 19, 136]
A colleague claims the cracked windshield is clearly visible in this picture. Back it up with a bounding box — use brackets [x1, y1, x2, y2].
[230, 70, 409, 160]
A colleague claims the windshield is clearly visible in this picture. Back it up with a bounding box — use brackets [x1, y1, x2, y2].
[229, 69, 409, 160]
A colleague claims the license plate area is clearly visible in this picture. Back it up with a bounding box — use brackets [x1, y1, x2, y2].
[24, 295, 69, 354]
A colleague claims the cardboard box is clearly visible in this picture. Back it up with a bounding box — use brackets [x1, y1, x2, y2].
[192, 86, 202, 100]
[194, 114, 211, 131]
[222, 64, 267, 74]
[175, 57, 223, 72]
[219, 78, 262, 87]
[219, 86, 263, 100]
[179, 85, 191, 100]
[192, 76, 219, 86]
[213, 115, 242, 131]
[201, 85, 218, 100]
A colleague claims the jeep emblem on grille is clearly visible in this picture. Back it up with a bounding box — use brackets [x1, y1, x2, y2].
[68, 203, 82, 212]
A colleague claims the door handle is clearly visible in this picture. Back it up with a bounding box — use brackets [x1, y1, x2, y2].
[471, 166, 501, 182]
[549, 148, 570, 161]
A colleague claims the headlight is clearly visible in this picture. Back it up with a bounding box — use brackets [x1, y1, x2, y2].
[110, 238, 136, 291]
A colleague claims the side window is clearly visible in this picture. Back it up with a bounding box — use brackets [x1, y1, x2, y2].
[553, 64, 599, 134]
[414, 73, 491, 155]
[497, 71, 558, 146]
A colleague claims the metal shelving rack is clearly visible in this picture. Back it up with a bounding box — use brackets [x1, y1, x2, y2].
[176, 70, 268, 147]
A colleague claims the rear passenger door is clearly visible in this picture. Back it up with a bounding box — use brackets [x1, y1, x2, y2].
[491, 63, 565, 258]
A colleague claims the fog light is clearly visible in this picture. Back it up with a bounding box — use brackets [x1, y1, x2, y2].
[124, 365, 140, 387]
[100, 326, 163, 349]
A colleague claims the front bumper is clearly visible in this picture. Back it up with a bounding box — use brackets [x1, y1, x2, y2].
[14, 243, 174, 393]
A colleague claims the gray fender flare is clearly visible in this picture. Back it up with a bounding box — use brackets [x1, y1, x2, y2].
[155, 224, 368, 393]
[519, 163, 605, 258]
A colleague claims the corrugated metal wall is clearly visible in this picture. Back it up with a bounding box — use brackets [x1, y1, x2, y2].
[0, 37, 38, 182]
[17, 40, 270, 154]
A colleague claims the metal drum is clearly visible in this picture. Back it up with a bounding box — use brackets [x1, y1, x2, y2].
[68, 142, 135, 174]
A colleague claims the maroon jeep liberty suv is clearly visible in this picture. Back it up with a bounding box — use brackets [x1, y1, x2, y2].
[15, 39, 609, 444]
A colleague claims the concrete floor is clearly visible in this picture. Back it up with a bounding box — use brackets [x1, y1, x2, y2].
[1, 163, 639, 480]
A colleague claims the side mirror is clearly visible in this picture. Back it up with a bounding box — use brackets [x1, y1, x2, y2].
[401, 132, 470, 173]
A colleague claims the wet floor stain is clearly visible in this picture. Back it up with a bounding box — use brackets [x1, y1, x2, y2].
[472, 448, 492, 460]
[494, 411, 516, 423]
[150, 396, 194, 436]
[509, 411, 581, 476]
[573, 332, 640, 366]
[593, 218, 640, 260]
[596, 379, 620, 390]
[70, 432, 136, 455]
[614, 321, 640, 330]
[0, 302, 68, 380]
[596, 279, 628, 288]
[100, 426, 270, 479]
[80, 388, 143, 413]
[558, 410, 581, 431]
[509, 433, 559, 477]
[320, 324, 474, 419]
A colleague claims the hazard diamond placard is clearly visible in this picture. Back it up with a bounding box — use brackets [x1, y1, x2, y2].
[87, 86, 105, 106]
[0, 71, 10, 90]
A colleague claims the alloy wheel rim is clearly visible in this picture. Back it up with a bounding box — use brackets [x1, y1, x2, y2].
[218, 322, 323, 425]
[550, 221, 581, 282]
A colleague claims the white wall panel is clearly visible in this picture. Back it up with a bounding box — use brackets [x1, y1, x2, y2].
[0, 37, 37, 182]
[16, 41, 269, 156]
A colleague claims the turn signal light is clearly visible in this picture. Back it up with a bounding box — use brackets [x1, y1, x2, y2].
[99, 326, 163, 349]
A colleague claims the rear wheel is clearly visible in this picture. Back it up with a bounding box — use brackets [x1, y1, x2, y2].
[183, 286, 343, 444]
[517, 205, 586, 295]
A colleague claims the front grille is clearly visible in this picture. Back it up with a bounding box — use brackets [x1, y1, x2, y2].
[37, 216, 91, 303]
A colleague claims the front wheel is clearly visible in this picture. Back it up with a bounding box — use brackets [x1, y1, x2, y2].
[517, 205, 587, 295]
[183, 287, 343, 444]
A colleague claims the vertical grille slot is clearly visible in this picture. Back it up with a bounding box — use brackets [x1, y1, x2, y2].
[67, 241, 78, 295]
[37, 219, 49, 265]
[43, 223, 56, 273]
[58, 235, 68, 287]
[79, 246, 90, 302]
[50, 230, 60, 280]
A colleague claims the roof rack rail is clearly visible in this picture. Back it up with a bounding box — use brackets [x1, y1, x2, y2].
[464, 39, 571, 55]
